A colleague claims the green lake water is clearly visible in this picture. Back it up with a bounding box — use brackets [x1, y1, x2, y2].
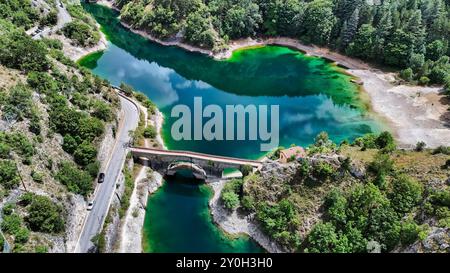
[80, 4, 384, 253]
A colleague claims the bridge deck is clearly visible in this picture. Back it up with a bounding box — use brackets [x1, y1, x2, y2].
[130, 147, 262, 168]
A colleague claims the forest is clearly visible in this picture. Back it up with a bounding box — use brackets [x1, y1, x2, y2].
[117, 0, 450, 88]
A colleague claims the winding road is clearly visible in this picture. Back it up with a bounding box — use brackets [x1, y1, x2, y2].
[31, 0, 71, 39]
[75, 95, 140, 253]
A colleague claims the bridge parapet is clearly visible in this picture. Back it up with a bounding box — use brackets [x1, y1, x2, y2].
[130, 147, 261, 179]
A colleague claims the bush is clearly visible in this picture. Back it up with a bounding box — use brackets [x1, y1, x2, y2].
[73, 141, 97, 166]
[14, 228, 29, 244]
[295, 160, 310, 180]
[353, 133, 377, 149]
[241, 195, 256, 211]
[56, 161, 93, 196]
[0, 160, 20, 189]
[305, 222, 344, 253]
[0, 30, 50, 72]
[119, 82, 134, 97]
[400, 220, 422, 245]
[1, 213, 22, 235]
[415, 141, 426, 151]
[2, 202, 15, 215]
[221, 191, 240, 210]
[418, 76, 430, 85]
[312, 161, 334, 180]
[400, 68, 413, 81]
[2, 84, 34, 122]
[62, 134, 78, 154]
[85, 161, 100, 178]
[368, 152, 394, 177]
[143, 125, 157, 139]
[256, 199, 300, 248]
[31, 170, 44, 183]
[375, 131, 396, 152]
[26, 195, 65, 233]
[389, 175, 423, 214]
[432, 146, 450, 155]
[240, 165, 253, 177]
[91, 100, 113, 122]
[61, 20, 100, 47]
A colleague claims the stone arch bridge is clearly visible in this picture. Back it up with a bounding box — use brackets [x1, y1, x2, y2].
[130, 147, 262, 180]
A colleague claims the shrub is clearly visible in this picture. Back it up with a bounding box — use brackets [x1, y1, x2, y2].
[26, 195, 65, 233]
[400, 220, 422, 245]
[418, 76, 430, 85]
[56, 161, 93, 196]
[73, 141, 97, 166]
[240, 165, 253, 177]
[31, 170, 44, 183]
[312, 161, 334, 180]
[14, 228, 29, 244]
[415, 141, 426, 151]
[375, 131, 396, 152]
[400, 68, 413, 81]
[241, 195, 256, 211]
[19, 192, 34, 206]
[389, 175, 423, 214]
[2, 202, 15, 215]
[432, 146, 450, 155]
[1, 213, 22, 235]
[143, 125, 157, 139]
[61, 20, 100, 47]
[368, 152, 394, 177]
[91, 100, 113, 122]
[221, 191, 240, 210]
[85, 161, 100, 178]
[256, 199, 300, 248]
[0, 160, 20, 189]
[305, 222, 343, 253]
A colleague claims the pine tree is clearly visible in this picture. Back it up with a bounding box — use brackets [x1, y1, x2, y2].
[340, 8, 360, 49]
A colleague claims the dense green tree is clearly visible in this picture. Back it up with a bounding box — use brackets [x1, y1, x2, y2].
[0, 160, 20, 189]
[62, 20, 100, 47]
[305, 222, 347, 253]
[221, 191, 240, 210]
[2, 84, 34, 122]
[26, 195, 65, 233]
[56, 162, 93, 196]
[184, 6, 216, 48]
[389, 175, 423, 214]
[73, 141, 98, 166]
[301, 0, 336, 45]
[347, 24, 376, 59]
[0, 30, 50, 72]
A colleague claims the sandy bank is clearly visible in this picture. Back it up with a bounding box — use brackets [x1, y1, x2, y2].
[209, 180, 285, 253]
[350, 69, 450, 148]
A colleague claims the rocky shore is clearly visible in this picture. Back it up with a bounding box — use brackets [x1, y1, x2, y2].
[209, 179, 285, 253]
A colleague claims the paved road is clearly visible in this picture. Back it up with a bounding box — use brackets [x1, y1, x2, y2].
[32, 0, 71, 39]
[76, 95, 139, 253]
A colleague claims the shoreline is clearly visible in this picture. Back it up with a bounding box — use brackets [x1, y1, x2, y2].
[208, 180, 285, 253]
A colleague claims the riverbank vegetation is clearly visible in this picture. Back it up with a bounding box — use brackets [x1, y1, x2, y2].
[115, 0, 449, 88]
[222, 131, 450, 252]
[0, 1, 120, 252]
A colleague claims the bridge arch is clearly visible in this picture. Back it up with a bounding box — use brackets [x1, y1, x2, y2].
[166, 162, 207, 180]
